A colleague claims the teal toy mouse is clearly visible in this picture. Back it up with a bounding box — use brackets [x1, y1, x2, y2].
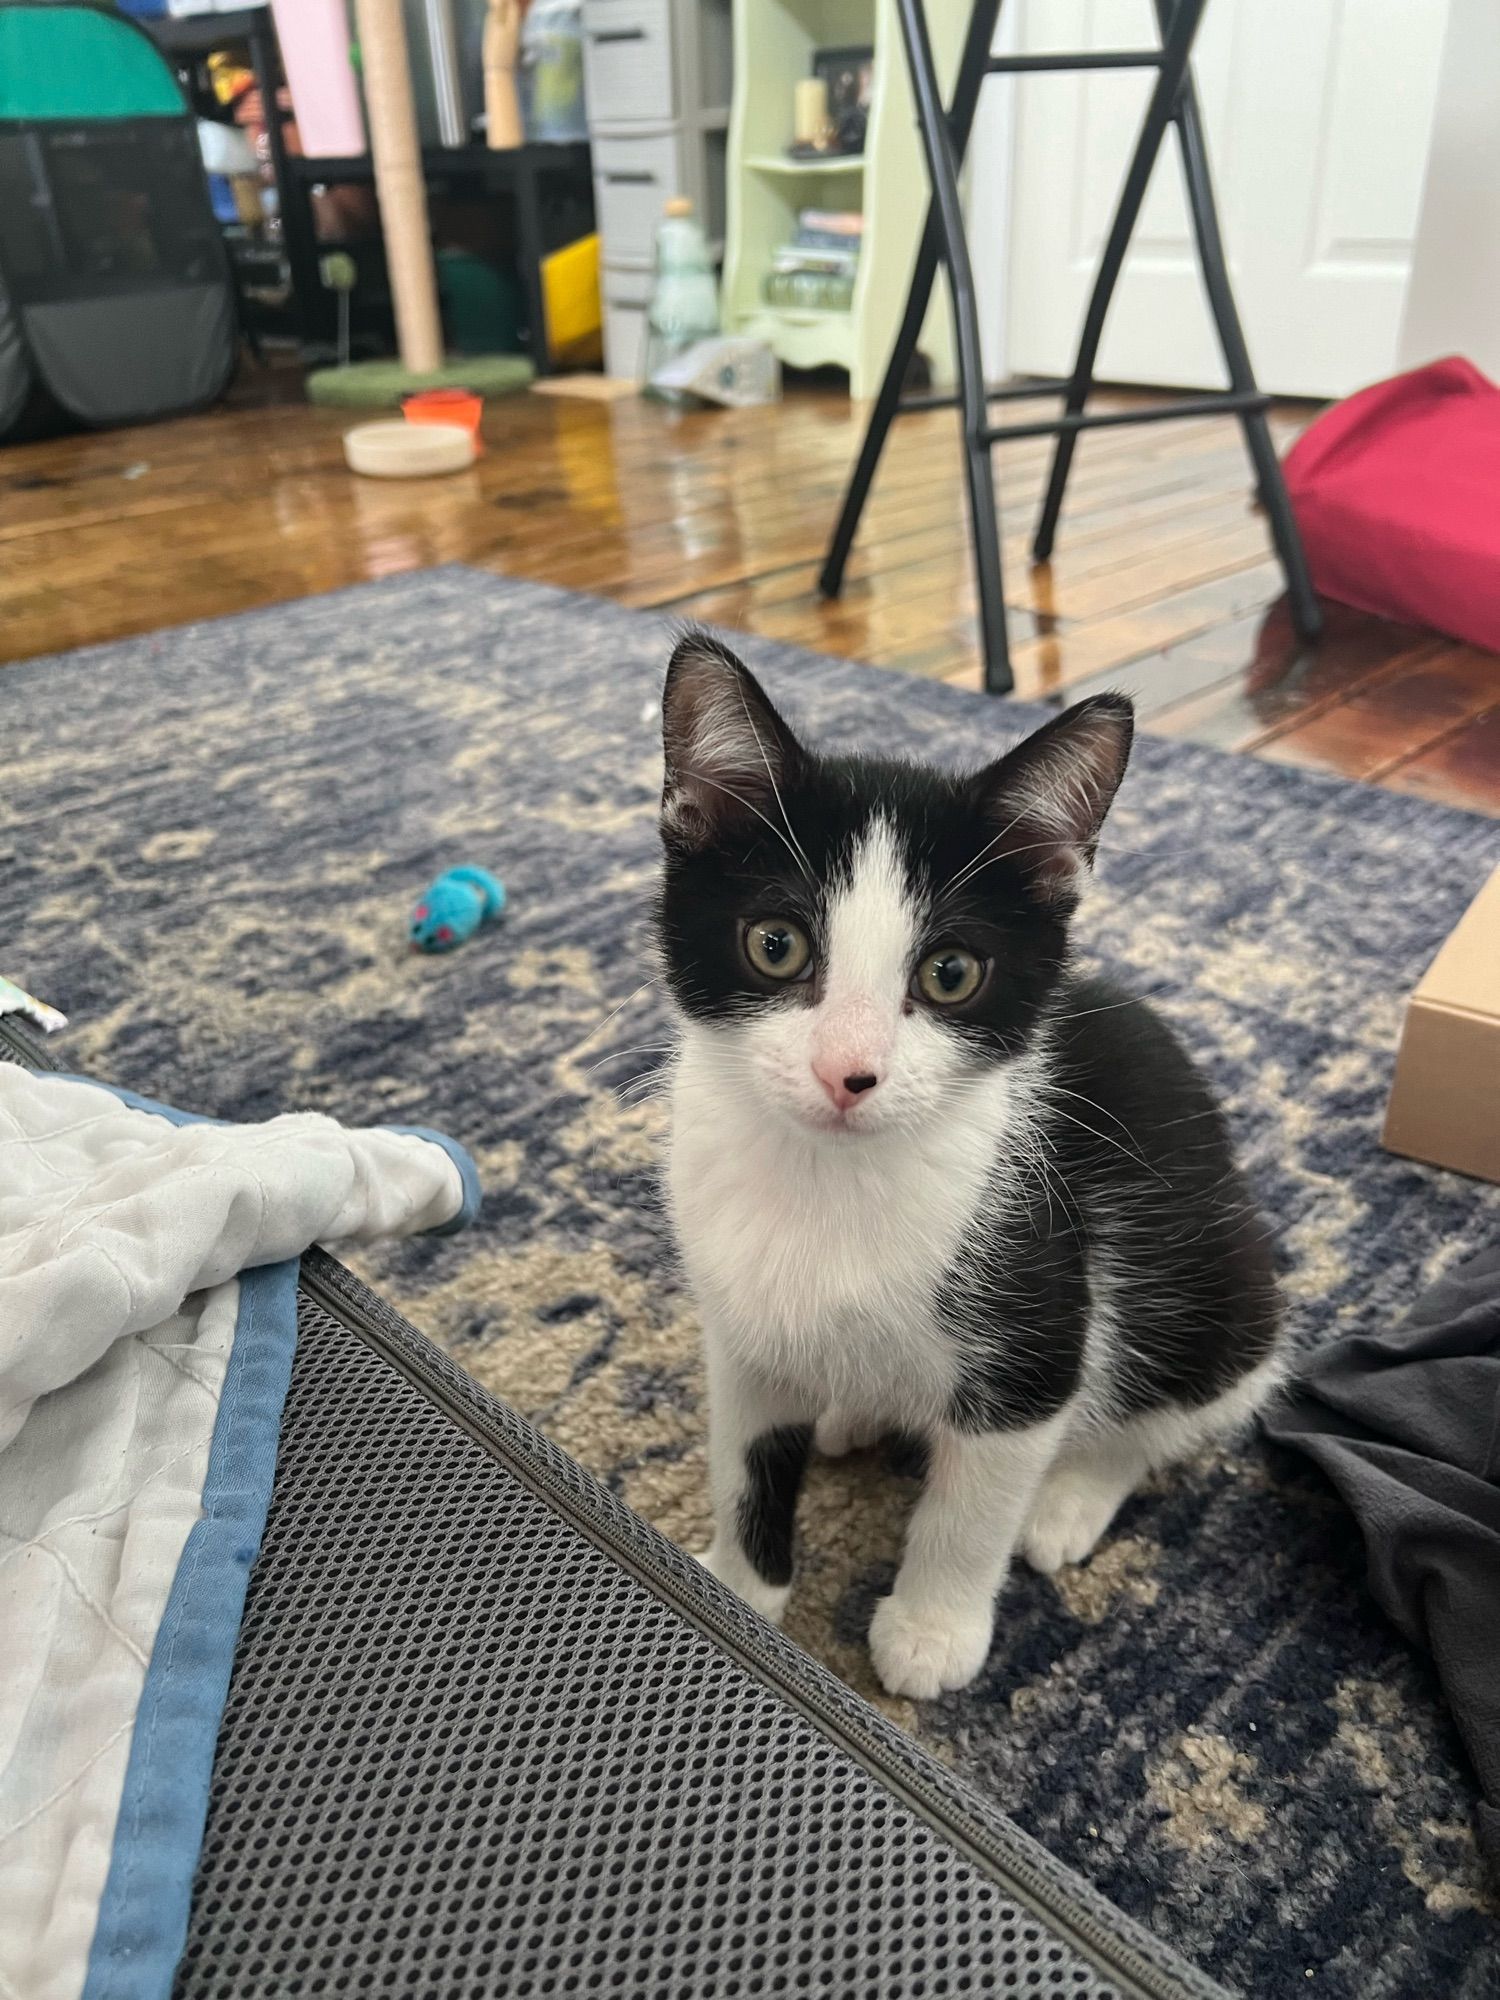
[409, 865, 506, 952]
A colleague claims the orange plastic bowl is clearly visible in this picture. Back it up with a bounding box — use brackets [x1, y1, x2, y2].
[402, 388, 484, 452]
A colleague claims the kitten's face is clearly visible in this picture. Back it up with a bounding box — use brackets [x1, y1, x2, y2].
[655, 635, 1132, 1142]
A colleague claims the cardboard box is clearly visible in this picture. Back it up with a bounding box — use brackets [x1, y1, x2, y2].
[1383, 864, 1500, 1184]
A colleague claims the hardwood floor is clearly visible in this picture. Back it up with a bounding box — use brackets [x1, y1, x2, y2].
[3, 362, 1496, 814]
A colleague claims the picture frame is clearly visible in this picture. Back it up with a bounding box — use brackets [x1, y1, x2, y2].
[812, 44, 873, 156]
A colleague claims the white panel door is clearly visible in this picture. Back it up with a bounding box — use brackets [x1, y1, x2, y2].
[1004, 0, 1448, 398]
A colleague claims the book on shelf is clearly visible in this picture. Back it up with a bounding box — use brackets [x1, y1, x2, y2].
[762, 205, 863, 309]
[798, 208, 863, 238]
[770, 208, 863, 276]
[790, 230, 861, 254]
[770, 247, 859, 276]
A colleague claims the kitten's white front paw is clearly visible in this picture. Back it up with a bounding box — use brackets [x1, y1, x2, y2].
[868, 1594, 993, 1699]
[1022, 1471, 1120, 1574]
[815, 1409, 882, 1458]
[695, 1542, 791, 1625]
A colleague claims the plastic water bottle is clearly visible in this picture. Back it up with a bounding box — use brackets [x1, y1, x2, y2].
[643, 198, 720, 399]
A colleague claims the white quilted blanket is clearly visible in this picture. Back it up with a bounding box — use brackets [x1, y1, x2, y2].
[0, 1069, 475, 2000]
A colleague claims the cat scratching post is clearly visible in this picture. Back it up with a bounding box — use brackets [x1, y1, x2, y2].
[483, 0, 524, 149]
[354, 0, 442, 373]
[308, 0, 535, 406]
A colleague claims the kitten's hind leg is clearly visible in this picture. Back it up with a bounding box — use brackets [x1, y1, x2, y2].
[1021, 1434, 1148, 1575]
[1023, 1357, 1286, 1573]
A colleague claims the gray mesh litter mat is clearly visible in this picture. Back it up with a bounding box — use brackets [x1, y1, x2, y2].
[0, 1020, 1224, 2000]
[172, 1253, 1226, 2000]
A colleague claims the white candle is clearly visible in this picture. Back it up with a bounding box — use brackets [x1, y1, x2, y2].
[794, 77, 828, 148]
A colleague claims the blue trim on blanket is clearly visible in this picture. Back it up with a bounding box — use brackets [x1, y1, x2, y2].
[81, 1257, 300, 2000]
[386, 1124, 483, 1233]
[49, 1076, 479, 2000]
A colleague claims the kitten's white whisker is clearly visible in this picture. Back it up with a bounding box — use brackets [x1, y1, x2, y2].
[938, 805, 1031, 899]
[577, 1044, 675, 1073]
[558, 980, 658, 1064]
[734, 681, 816, 888]
[681, 767, 814, 885]
[1047, 988, 1172, 1024]
[942, 834, 1103, 902]
[1045, 1105, 1169, 1184]
[511, 983, 665, 1130]
[1044, 1081, 1153, 1156]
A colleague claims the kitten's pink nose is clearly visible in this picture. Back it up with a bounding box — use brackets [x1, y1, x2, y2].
[813, 1058, 882, 1112]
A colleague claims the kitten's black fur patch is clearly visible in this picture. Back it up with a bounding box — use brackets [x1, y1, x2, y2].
[738, 1425, 813, 1585]
[944, 976, 1280, 1430]
[657, 632, 1279, 1437]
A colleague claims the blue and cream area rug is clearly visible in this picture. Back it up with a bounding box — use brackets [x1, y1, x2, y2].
[4, 568, 1498, 1997]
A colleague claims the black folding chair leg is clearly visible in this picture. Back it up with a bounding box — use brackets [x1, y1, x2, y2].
[818, 224, 942, 601]
[1168, 50, 1322, 640]
[819, 0, 1001, 617]
[1239, 411, 1322, 640]
[897, 0, 1012, 691]
[963, 424, 1011, 692]
[1032, 0, 1209, 562]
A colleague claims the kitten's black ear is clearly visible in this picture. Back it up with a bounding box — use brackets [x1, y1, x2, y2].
[660, 630, 804, 851]
[970, 694, 1134, 906]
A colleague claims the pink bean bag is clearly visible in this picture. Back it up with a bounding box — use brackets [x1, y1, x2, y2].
[1283, 356, 1500, 656]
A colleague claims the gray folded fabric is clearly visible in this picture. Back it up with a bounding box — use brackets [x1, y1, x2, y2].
[1261, 1241, 1500, 1876]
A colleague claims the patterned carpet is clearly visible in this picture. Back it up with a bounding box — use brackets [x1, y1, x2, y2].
[4, 568, 1498, 1997]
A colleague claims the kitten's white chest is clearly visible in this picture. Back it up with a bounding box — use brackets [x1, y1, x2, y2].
[668, 1050, 1002, 1423]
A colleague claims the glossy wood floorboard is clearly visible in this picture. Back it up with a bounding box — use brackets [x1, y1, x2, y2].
[2, 364, 1496, 815]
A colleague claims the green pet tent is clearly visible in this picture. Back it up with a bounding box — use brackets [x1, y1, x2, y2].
[0, 3, 237, 438]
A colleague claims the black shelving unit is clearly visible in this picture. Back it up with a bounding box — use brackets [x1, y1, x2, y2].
[290, 144, 594, 373]
[146, 6, 318, 346]
[146, 9, 594, 370]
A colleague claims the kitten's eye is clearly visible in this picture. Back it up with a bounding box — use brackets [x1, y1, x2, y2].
[744, 917, 812, 982]
[916, 948, 985, 1006]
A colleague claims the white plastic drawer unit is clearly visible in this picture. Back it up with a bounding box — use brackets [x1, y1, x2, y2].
[592, 129, 685, 265]
[603, 261, 651, 379]
[581, 0, 676, 124]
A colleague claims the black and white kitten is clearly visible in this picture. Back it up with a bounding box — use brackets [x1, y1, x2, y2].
[655, 633, 1281, 1700]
